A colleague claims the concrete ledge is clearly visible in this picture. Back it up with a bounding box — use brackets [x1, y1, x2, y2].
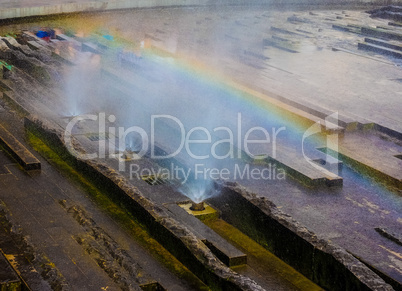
[266, 153, 343, 187]
[388, 22, 402, 27]
[351, 252, 402, 291]
[208, 182, 394, 291]
[23, 115, 264, 291]
[263, 38, 299, 53]
[361, 26, 402, 41]
[358, 42, 402, 58]
[332, 24, 361, 33]
[375, 228, 402, 247]
[374, 123, 402, 141]
[0, 124, 40, 170]
[253, 143, 343, 187]
[322, 146, 402, 190]
[365, 37, 402, 52]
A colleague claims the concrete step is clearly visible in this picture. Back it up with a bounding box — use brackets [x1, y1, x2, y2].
[270, 26, 312, 38]
[358, 42, 402, 58]
[332, 24, 361, 34]
[263, 38, 299, 53]
[56, 33, 82, 49]
[325, 134, 402, 190]
[26, 40, 46, 51]
[267, 148, 343, 187]
[388, 21, 402, 27]
[364, 37, 402, 52]
[21, 31, 50, 48]
[0, 124, 40, 171]
[361, 26, 402, 41]
[311, 149, 343, 173]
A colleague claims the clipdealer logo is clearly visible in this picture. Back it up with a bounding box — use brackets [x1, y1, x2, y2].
[64, 113, 287, 180]
[64, 112, 340, 181]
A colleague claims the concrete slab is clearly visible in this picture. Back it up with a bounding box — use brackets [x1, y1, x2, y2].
[365, 37, 402, 51]
[328, 131, 402, 189]
[358, 42, 402, 58]
[267, 148, 343, 187]
[0, 124, 40, 170]
[165, 202, 247, 267]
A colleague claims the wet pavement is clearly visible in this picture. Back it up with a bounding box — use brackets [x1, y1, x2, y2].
[0, 108, 206, 290]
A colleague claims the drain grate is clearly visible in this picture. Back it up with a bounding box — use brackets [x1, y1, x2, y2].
[141, 175, 167, 186]
[86, 133, 109, 142]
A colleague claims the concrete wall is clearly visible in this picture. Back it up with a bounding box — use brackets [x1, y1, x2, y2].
[208, 183, 394, 291]
[0, 0, 401, 21]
